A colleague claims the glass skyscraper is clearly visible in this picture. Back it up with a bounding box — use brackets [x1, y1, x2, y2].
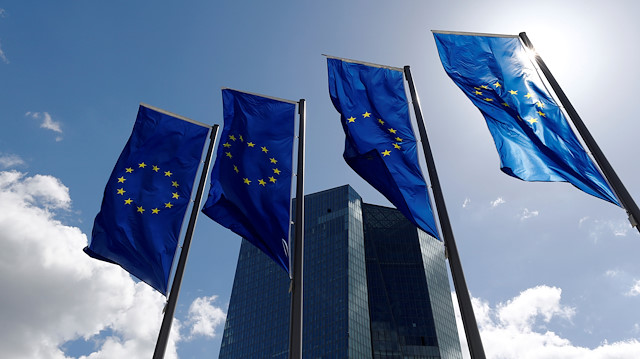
[218, 185, 462, 359]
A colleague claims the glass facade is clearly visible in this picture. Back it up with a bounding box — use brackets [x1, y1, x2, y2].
[363, 204, 462, 359]
[218, 185, 461, 359]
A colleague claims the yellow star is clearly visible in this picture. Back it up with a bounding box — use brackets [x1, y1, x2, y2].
[480, 85, 489, 89]
[484, 98, 493, 102]
[378, 119, 384, 125]
[502, 102, 509, 107]
[537, 111, 546, 117]
[388, 128, 397, 134]
[393, 143, 401, 150]
[117, 176, 126, 183]
[164, 171, 172, 177]
[138, 162, 146, 168]
[270, 158, 277, 164]
[152, 208, 160, 214]
[347, 117, 356, 123]
[233, 165, 239, 173]
[536, 101, 545, 108]
[494, 82, 501, 88]
[172, 192, 180, 199]
[395, 137, 403, 142]
[165, 202, 173, 208]
[137, 206, 145, 213]
[381, 150, 391, 157]
[223, 143, 231, 148]
[239, 135, 244, 142]
[261, 146, 268, 153]
[269, 176, 276, 183]
[124, 198, 133, 205]
[363, 112, 371, 118]
[525, 93, 533, 99]
[527, 118, 538, 124]
[117, 188, 125, 195]
[247, 142, 255, 147]
[243, 178, 251, 185]
[273, 168, 281, 175]
[509, 90, 518, 95]
[153, 165, 160, 172]
[226, 152, 233, 158]
[258, 179, 266, 186]
[125, 167, 134, 173]
[229, 135, 236, 141]
[172, 181, 179, 187]
[475, 90, 482, 95]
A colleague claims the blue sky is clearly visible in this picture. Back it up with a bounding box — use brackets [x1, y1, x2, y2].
[1, 1, 640, 358]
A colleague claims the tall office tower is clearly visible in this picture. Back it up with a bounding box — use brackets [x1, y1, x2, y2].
[218, 185, 462, 359]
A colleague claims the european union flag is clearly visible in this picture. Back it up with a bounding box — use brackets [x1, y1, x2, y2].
[202, 89, 297, 273]
[85, 104, 210, 295]
[327, 57, 439, 239]
[433, 31, 620, 206]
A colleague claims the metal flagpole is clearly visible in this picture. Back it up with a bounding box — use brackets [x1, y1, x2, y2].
[152, 124, 220, 359]
[404, 66, 487, 359]
[288, 99, 306, 359]
[518, 32, 640, 232]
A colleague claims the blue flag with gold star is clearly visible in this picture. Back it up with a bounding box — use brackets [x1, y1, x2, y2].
[85, 104, 210, 295]
[202, 89, 296, 274]
[433, 31, 619, 205]
[327, 58, 439, 239]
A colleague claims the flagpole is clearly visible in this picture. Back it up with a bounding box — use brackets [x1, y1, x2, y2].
[288, 99, 306, 359]
[518, 32, 640, 231]
[404, 66, 487, 359]
[152, 124, 220, 359]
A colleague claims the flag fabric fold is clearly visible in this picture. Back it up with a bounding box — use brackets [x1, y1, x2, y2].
[85, 104, 210, 295]
[433, 31, 620, 206]
[202, 89, 296, 273]
[327, 58, 439, 239]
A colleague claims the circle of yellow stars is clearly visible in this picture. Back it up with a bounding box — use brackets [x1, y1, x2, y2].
[345, 110, 406, 158]
[472, 81, 548, 127]
[115, 161, 181, 215]
[222, 133, 283, 187]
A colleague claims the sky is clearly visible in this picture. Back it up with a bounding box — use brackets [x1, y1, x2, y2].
[1, 1, 640, 358]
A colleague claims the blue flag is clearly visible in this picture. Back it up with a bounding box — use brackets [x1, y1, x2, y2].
[327, 58, 439, 239]
[433, 31, 620, 206]
[85, 104, 210, 295]
[202, 89, 296, 273]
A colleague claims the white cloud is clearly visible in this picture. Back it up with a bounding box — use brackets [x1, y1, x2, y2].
[0, 153, 25, 169]
[25, 111, 63, 136]
[185, 295, 227, 340]
[605, 269, 620, 278]
[580, 218, 630, 241]
[462, 198, 471, 208]
[0, 8, 7, 63]
[520, 208, 539, 221]
[490, 197, 505, 208]
[626, 280, 640, 297]
[41, 112, 63, 133]
[0, 170, 225, 358]
[453, 286, 640, 359]
[0, 40, 7, 64]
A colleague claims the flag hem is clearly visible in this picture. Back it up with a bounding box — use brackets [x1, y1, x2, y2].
[140, 103, 211, 129]
[221, 87, 298, 105]
[431, 30, 518, 38]
[323, 54, 403, 72]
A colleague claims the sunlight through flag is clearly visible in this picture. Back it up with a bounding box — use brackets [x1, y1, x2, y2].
[433, 31, 620, 206]
[85, 104, 210, 295]
[202, 89, 297, 273]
